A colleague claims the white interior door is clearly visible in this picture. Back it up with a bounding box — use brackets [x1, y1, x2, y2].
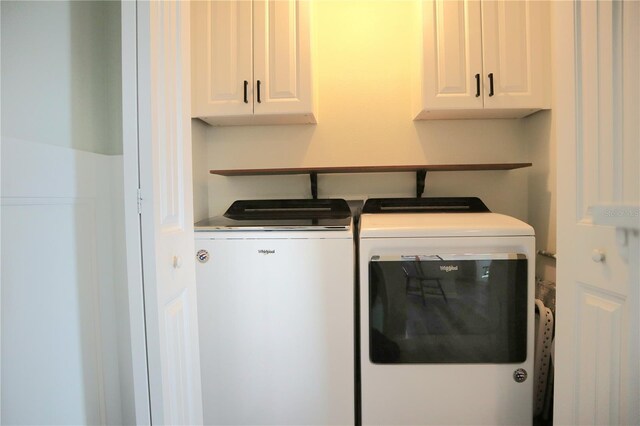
[136, 1, 203, 424]
[554, 1, 640, 425]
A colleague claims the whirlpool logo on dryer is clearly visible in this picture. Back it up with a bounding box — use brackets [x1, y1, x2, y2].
[258, 249, 276, 255]
[440, 265, 459, 272]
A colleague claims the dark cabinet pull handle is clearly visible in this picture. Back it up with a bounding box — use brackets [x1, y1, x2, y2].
[488, 73, 494, 97]
[257, 80, 262, 103]
[243, 80, 248, 103]
[475, 74, 480, 97]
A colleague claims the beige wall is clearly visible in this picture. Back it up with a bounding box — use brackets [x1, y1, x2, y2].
[525, 0, 557, 283]
[192, 0, 536, 223]
[525, 110, 556, 282]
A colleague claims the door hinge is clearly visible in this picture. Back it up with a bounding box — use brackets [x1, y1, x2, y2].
[137, 188, 142, 214]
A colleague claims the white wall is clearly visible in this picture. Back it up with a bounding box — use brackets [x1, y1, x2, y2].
[192, 1, 532, 222]
[1, 1, 122, 155]
[1, 140, 126, 425]
[1, 1, 134, 424]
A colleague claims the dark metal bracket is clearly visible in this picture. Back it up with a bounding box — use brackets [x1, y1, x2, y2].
[416, 169, 427, 198]
[310, 169, 426, 198]
[310, 172, 318, 199]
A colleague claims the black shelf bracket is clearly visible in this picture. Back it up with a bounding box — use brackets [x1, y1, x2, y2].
[310, 172, 318, 199]
[416, 169, 427, 198]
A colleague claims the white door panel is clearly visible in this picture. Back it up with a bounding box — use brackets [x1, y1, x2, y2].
[554, 1, 639, 425]
[137, 1, 203, 424]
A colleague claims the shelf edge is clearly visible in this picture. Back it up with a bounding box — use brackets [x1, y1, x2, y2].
[209, 163, 533, 176]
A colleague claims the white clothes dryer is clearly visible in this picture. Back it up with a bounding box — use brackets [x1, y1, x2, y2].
[195, 199, 355, 425]
[358, 198, 535, 425]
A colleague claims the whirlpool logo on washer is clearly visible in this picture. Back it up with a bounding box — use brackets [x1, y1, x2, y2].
[440, 265, 459, 272]
[258, 249, 276, 255]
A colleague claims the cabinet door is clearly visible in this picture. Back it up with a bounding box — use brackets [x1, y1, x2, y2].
[252, 0, 315, 120]
[191, 0, 253, 119]
[419, 0, 483, 115]
[481, 0, 549, 109]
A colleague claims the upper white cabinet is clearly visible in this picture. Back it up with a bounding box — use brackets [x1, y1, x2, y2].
[414, 0, 550, 120]
[191, 0, 316, 126]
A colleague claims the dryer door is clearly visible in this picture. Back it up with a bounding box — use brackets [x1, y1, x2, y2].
[368, 253, 528, 364]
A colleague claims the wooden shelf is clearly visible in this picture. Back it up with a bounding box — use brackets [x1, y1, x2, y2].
[209, 163, 532, 199]
[209, 163, 532, 176]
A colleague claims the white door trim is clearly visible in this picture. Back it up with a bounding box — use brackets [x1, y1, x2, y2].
[121, 1, 152, 424]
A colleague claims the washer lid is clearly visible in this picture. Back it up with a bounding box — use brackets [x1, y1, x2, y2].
[195, 198, 352, 231]
[359, 212, 534, 238]
[362, 197, 490, 214]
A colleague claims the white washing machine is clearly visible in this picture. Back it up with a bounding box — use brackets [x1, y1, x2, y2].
[194, 199, 354, 425]
[359, 198, 535, 425]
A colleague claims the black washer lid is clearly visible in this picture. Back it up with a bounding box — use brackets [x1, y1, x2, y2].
[224, 198, 352, 220]
[362, 197, 490, 214]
